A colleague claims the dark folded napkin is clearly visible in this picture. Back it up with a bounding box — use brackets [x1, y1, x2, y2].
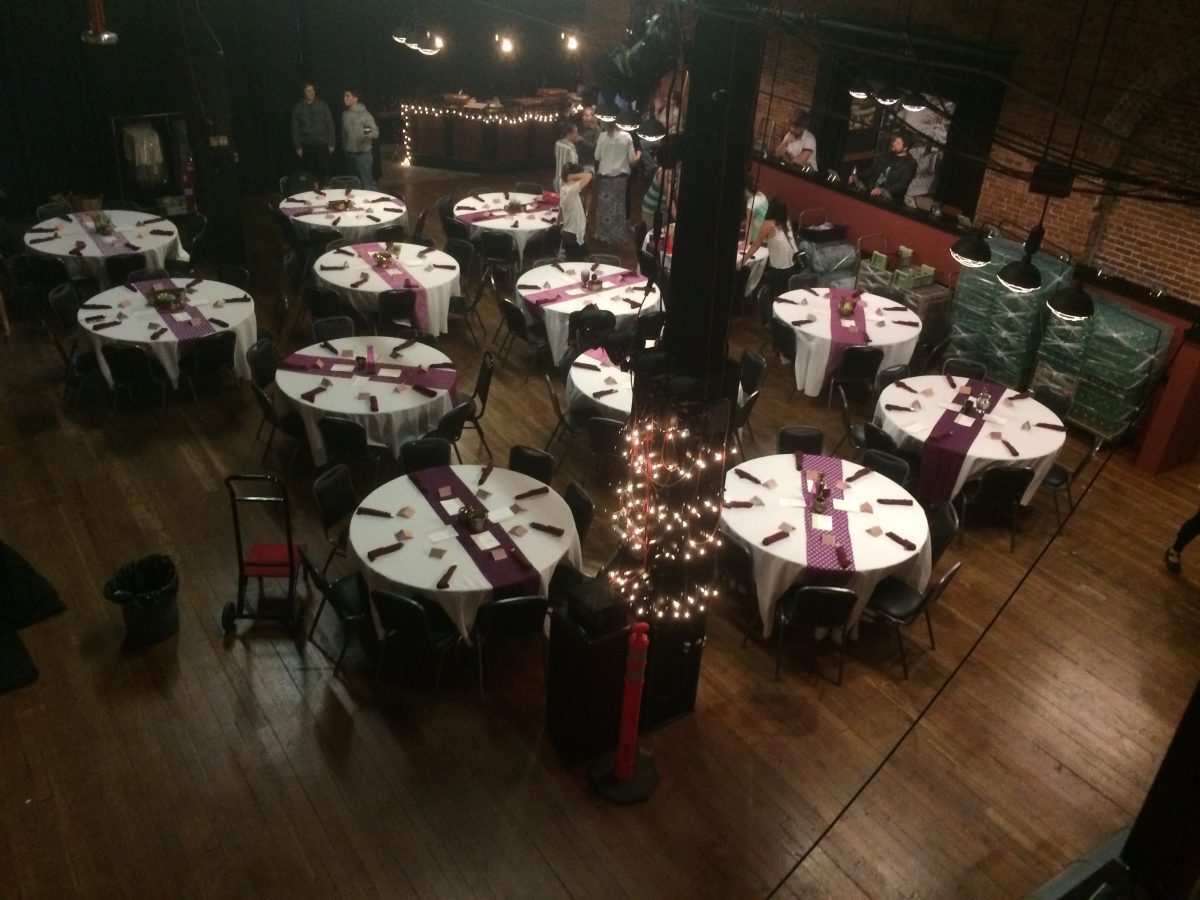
[150, 229, 173, 236]
[530, 522, 565, 537]
[1035, 422, 1066, 432]
[314, 189, 325, 196]
[426, 362, 454, 370]
[518, 284, 539, 290]
[573, 361, 601, 371]
[151, 327, 167, 340]
[1008, 391, 1031, 400]
[514, 486, 550, 500]
[510, 221, 519, 228]
[366, 214, 380, 223]
[418, 247, 434, 257]
[478, 462, 494, 485]
[412, 384, 438, 398]
[333, 247, 354, 256]
[225, 296, 252, 303]
[209, 317, 229, 328]
[845, 467, 872, 483]
[59, 214, 74, 222]
[92, 321, 120, 331]
[592, 388, 617, 398]
[350, 274, 369, 287]
[369, 197, 390, 203]
[28, 236, 55, 244]
[886, 531, 916, 551]
[621, 297, 640, 308]
[81, 303, 110, 310]
[458, 205, 477, 211]
[892, 319, 920, 326]
[344, 189, 353, 197]
[835, 544, 851, 569]
[391, 339, 416, 355]
[1001, 438, 1019, 457]
[471, 193, 484, 202]
[319, 263, 348, 271]
[894, 380, 917, 394]
[945, 375, 956, 389]
[69, 242, 85, 256]
[28, 226, 56, 233]
[357, 506, 393, 518]
[724, 500, 754, 508]
[186, 277, 203, 289]
[284, 197, 303, 204]
[368, 395, 378, 412]
[792, 317, 816, 326]
[300, 385, 327, 402]
[551, 262, 565, 272]
[762, 530, 789, 546]
[319, 340, 338, 354]
[885, 403, 914, 412]
[83, 313, 106, 323]
[367, 542, 405, 562]
[541, 216, 557, 224]
[331, 216, 341, 226]
[383, 207, 404, 213]
[590, 262, 600, 271]
[882, 305, 909, 312]
[733, 468, 761, 485]
[432, 263, 456, 270]
[124, 242, 140, 251]
[436, 565, 457, 589]
[877, 498, 914, 506]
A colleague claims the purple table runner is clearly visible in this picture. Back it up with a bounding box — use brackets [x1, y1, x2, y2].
[131, 279, 216, 340]
[458, 199, 559, 225]
[72, 214, 136, 258]
[281, 352, 457, 395]
[351, 244, 430, 332]
[914, 378, 1003, 506]
[409, 466, 541, 595]
[824, 289, 868, 381]
[521, 269, 648, 319]
[583, 348, 612, 364]
[796, 454, 855, 577]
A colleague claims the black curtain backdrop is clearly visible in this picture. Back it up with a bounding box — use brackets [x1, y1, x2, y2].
[0, 0, 587, 214]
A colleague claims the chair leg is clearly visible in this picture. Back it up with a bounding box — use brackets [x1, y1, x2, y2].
[333, 631, 352, 676]
[1052, 489, 1061, 527]
[307, 595, 328, 640]
[895, 626, 909, 679]
[775, 620, 786, 680]
[924, 609, 936, 651]
[477, 639, 485, 700]
[836, 629, 846, 685]
[1010, 504, 1017, 552]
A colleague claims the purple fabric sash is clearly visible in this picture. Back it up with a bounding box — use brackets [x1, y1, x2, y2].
[352, 244, 430, 332]
[281, 352, 457, 395]
[521, 269, 648, 319]
[914, 378, 1002, 506]
[796, 454, 855, 577]
[280, 201, 362, 218]
[584, 348, 612, 364]
[457, 199, 559, 225]
[131, 279, 215, 340]
[824, 289, 868, 381]
[73, 214, 134, 257]
[409, 466, 541, 595]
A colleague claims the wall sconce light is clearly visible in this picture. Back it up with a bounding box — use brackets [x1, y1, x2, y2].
[561, 32, 579, 51]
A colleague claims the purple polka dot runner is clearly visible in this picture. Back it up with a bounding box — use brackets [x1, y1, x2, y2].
[915, 378, 1006, 506]
[797, 454, 855, 578]
[72, 213, 139, 257]
[408, 466, 541, 595]
[824, 288, 868, 381]
[521, 268, 649, 319]
[351, 243, 430, 333]
[278, 204, 319, 217]
[280, 352, 457, 395]
[131, 279, 216, 341]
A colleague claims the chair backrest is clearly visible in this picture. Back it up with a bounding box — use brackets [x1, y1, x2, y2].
[513, 182, 543, 195]
[329, 175, 362, 190]
[435, 194, 456, 224]
[443, 238, 475, 274]
[377, 290, 416, 333]
[587, 253, 622, 267]
[1032, 384, 1072, 419]
[411, 208, 428, 238]
[472, 351, 496, 413]
[429, 401, 473, 442]
[215, 264, 250, 291]
[371, 589, 435, 645]
[972, 467, 1035, 508]
[317, 416, 370, 461]
[777, 426, 824, 455]
[501, 299, 532, 340]
[182, 329, 237, 374]
[787, 273, 815, 291]
[475, 595, 549, 641]
[46, 282, 81, 332]
[101, 343, 156, 381]
[543, 373, 568, 428]
[875, 363, 910, 394]
[942, 357, 987, 380]
[637, 249, 659, 280]
[564, 481, 595, 545]
[443, 218, 472, 242]
[577, 306, 617, 350]
[635, 310, 665, 342]
[861, 449, 910, 484]
[769, 317, 797, 363]
[927, 502, 960, 565]
[835, 385, 859, 441]
[508, 445, 556, 485]
[104, 253, 148, 287]
[36, 201, 74, 221]
[375, 224, 407, 246]
[838, 344, 885, 380]
[733, 390, 760, 430]
[300, 551, 368, 621]
[480, 230, 519, 265]
[28, 254, 71, 291]
[312, 463, 357, 534]
[921, 560, 963, 613]
[280, 173, 314, 195]
[245, 337, 278, 388]
[400, 437, 451, 472]
[739, 349, 768, 395]
[304, 285, 343, 320]
[779, 585, 857, 628]
[313, 315, 355, 342]
[250, 381, 282, 427]
[864, 421, 899, 454]
[632, 220, 648, 251]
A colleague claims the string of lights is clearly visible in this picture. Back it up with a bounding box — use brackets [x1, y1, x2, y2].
[397, 103, 563, 166]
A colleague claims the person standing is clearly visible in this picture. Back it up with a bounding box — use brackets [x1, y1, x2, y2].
[553, 121, 579, 192]
[775, 112, 818, 171]
[594, 120, 638, 245]
[743, 175, 769, 245]
[291, 82, 335, 187]
[851, 133, 918, 202]
[1165, 493, 1200, 573]
[559, 163, 592, 262]
[740, 196, 800, 306]
[341, 88, 379, 189]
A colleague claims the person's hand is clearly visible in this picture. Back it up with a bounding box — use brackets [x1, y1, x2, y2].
[296, 147, 303, 158]
[869, 187, 883, 198]
[327, 145, 334, 153]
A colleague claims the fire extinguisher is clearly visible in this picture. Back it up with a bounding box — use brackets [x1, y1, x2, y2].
[183, 153, 197, 213]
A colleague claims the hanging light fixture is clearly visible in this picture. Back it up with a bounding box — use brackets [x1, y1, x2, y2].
[901, 92, 927, 112]
[82, 0, 118, 44]
[998, 221, 1045, 294]
[561, 32, 579, 51]
[637, 117, 666, 143]
[1046, 276, 1095, 321]
[617, 107, 640, 132]
[847, 80, 870, 100]
[875, 85, 901, 106]
[495, 32, 514, 54]
[414, 32, 443, 55]
[595, 99, 618, 123]
[950, 230, 992, 268]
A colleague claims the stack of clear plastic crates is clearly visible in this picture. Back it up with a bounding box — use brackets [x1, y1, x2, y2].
[800, 240, 859, 290]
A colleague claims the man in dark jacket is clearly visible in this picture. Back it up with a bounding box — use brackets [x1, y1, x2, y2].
[852, 133, 918, 203]
[290, 83, 335, 187]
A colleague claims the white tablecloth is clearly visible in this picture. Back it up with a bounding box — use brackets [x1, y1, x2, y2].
[720, 453, 931, 637]
[313, 242, 460, 334]
[275, 335, 457, 466]
[565, 348, 633, 419]
[279, 189, 407, 243]
[25, 210, 184, 287]
[516, 262, 662, 365]
[645, 233, 768, 297]
[78, 277, 256, 387]
[350, 465, 583, 640]
[453, 191, 558, 266]
[874, 374, 1066, 506]
[774, 287, 922, 398]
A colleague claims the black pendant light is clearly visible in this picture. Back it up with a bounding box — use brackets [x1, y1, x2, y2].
[1047, 269, 1095, 321]
[950, 230, 992, 268]
[997, 222, 1045, 294]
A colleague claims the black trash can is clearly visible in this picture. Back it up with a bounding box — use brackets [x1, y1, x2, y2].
[104, 555, 179, 649]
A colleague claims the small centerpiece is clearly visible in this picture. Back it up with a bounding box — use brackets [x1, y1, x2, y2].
[90, 212, 115, 236]
[504, 199, 524, 215]
[370, 248, 393, 267]
[326, 199, 350, 212]
[456, 505, 489, 534]
[585, 271, 604, 292]
[975, 390, 992, 412]
[149, 287, 186, 312]
[838, 298, 857, 318]
[810, 472, 830, 514]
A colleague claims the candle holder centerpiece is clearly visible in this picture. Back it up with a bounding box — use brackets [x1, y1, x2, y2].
[504, 199, 524, 215]
[456, 505, 489, 534]
[326, 198, 350, 212]
[370, 248, 393, 267]
[89, 213, 116, 236]
[148, 287, 186, 312]
[810, 472, 830, 514]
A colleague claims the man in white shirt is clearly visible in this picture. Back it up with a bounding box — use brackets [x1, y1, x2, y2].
[559, 163, 592, 261]
[553, 121, 579, 192]
[775, 111, 818, 171]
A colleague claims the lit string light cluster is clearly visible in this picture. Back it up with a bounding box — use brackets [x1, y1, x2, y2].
[398, 104, 563, 165]
[608, 410, 729, 621]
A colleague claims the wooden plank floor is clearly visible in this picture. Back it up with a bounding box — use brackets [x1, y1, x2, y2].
[1, 155, 1198, 898]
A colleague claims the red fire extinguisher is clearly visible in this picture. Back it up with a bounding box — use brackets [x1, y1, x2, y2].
[183, 154, 197, 213]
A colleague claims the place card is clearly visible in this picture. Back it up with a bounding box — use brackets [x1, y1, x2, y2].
[810, 513, 833, 532]
[832, 498, 856, 512]
[603, 375, 619, 386]
[394, 529, 413, 541]
[486, 506, 514, 523]
[118, 298, 132, 309]
[330, 363, 354, 373]
[750, 495, 765, 507]
[437, 485, 453, 498]
[510, 502, 526, 515]
[763, 478, 778, 489]
[392, 383, 410, 393]
[954, 413, 975, 428]
[428, 547, 446, 559]
[491, 548, 508, 561]
[439, 499, 460, 516]
[472, 531, 500, 551]
[341, 349, 355, 358]
[835, 480, 850, 490]
[356, 391, 371, 401]
[428, 527, 455, 543]
[374, 368, 402, 380]
[509, 524, 528, 537]
[213, 299, 225, 309]
[860, 502, 874, 514]
[866, 525, 884, 537]
[778, 521, 796, 533]
[921, 387, 934, 396]
[320, 378, 333, 387]
[171, 312, 191, 322]
[1021, 420, 1032, 431]
[190, 316, 205, 328]
[475, 488, 492, 501]
[398, 506, 415, 518]
[821, 533, 838, 547]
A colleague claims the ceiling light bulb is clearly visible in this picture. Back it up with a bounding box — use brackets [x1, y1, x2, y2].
[566, 35, 578, 51]
[847, 80, 870, 100]
[901, 92, 927, 112]
[500, 36, 513, 53]
[876, 86, 901, 106]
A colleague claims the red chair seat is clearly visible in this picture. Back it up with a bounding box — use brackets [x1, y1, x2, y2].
[242, 542, 305, 577]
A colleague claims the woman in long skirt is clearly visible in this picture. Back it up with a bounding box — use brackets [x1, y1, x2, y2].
[594, 121, 638, 245]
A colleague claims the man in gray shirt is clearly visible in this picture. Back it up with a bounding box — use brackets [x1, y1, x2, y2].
[341, 88, 379, 189]
[291, 82, 335, 187]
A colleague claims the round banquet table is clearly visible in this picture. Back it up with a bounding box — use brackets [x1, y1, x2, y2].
[516, 262, 662, 365]
[278, 188, 407, 242]
[565, 348, 633, 419]
[720, 453, 931, 638]
[24, 210, 184, 287]
[453, 191, 559, 267]
[350, 464, 583, 640]
[78, 276, 256, 388]
[275, 335, 457, 466]
[773, 287, 923, 398]
[874, 374, 1067, 507]
[643, 231, 769, 297]
[313, 242, 460, 334]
